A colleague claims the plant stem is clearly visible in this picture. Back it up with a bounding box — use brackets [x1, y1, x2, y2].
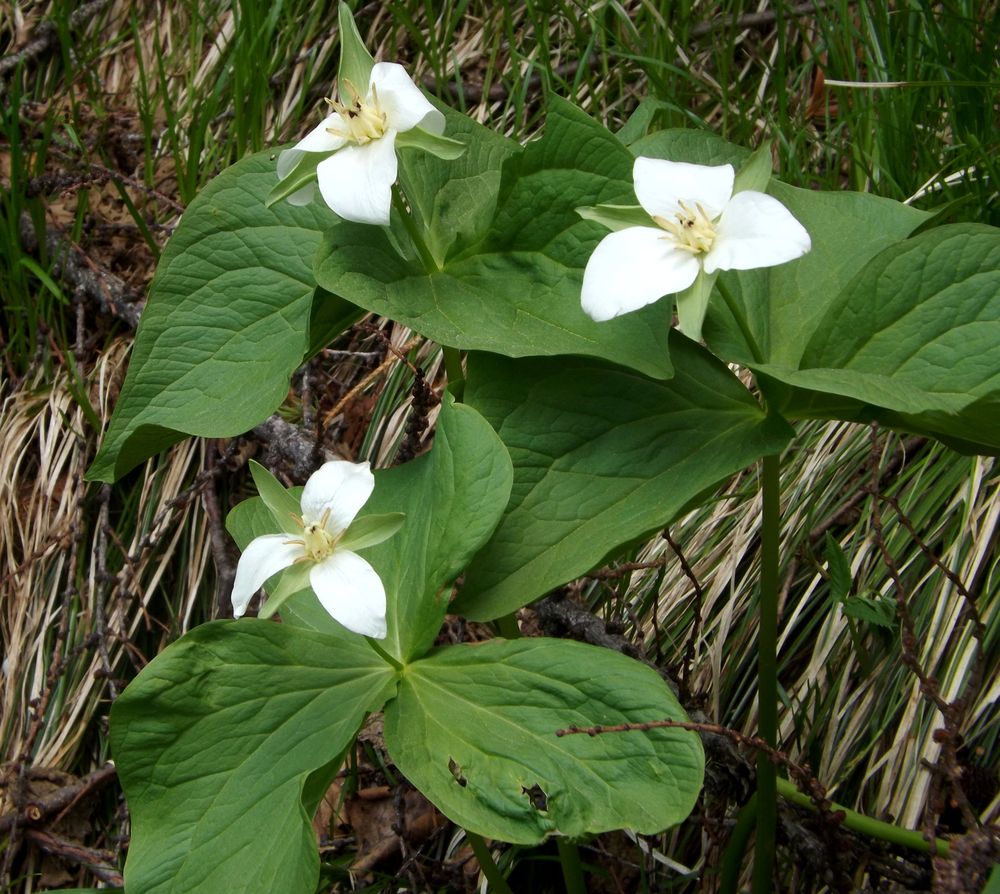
[716, 278, 765, 364]
[495, 613, 521, 639]
[466, 831, 515, 894]
[720, 793, 757, 894]
[391, 184, 438, 273]
[557, 839, 586, 894]
[775, 778, 949, 857]
[443, 345, 465, 397]
[751, 452, 781, 893]
[365, 637, 403, 671]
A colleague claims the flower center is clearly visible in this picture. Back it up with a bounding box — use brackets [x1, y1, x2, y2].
[325, 80, 388, 146]
[290, 509, 340, 562]
[653, 200, 717, 255]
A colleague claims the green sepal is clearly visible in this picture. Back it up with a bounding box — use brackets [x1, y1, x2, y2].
[733, 142, 773, 194]
[396, 126, 467, 160]
[249, 460, 301, 535]
[338, 512, 406, 552]
[675, 269, 718, 342]
[575, 204, 650, 232]
[266, 152, 322, 209]
[259, 561, 312, 619]
[337, 1, 375, 96]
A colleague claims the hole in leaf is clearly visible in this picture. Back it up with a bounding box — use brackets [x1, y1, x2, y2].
[448, 757, 467, 787]
[522, 783, 548, 811]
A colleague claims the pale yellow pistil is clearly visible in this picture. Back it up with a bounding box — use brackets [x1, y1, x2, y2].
[653, 200, 717, 255]
[287, 509, 340, 563]
[325, 80, 388, 146]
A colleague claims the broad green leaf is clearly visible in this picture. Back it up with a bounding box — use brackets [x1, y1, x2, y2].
[249, 460, 301, 535]
[89, 150, 336, 482]
[316, 97, 675, 379]
[616, 98, 676, 146]
[629, 127, 749, 169]
[754, 225, 1000, 453]
[455, 335, 793, 620]
[385, 638, 704, 843]
[361, 397, 513, 662]
[336, 1, 375, 94]
[111, 622, 397, 894]
[748, 182, 932, 368]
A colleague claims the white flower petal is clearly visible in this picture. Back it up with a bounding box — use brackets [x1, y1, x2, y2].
[310, 550, 387, 638]
[633, 158, 734, 220]
[300, 460, 375, 536]
[369, 62, 445, 134]
[581, 226, 701, 321]
[315, 134, 398, 225]
[231, 535, 303, 618]
[704, 190, 811, 273]
[294, 115, 349, 154]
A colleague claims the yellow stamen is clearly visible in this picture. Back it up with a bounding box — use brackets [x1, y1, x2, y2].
[324, 78, 388, 146]
[653, 199, 718, 254]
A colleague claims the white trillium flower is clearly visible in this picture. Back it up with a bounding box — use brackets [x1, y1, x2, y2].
[581, 157, 811, 323]
[277, 62, 445, 226]
[231, 460, 387, 639]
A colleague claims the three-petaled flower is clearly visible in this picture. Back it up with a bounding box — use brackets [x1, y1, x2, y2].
[277, 62, 445, 225]
[232, 460, 388, 638]
[581, 157, 811, 335]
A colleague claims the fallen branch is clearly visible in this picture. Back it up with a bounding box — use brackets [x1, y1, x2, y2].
[19, 213, 144, 329]
[23, 828, 123, 886]
[0, 0, 111, 82]
[0, 765, 117, 835]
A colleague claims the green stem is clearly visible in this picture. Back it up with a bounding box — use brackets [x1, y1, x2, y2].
[719, 793, 757, 894]
[365, 637, 403, 672]
[443, 345, 465, 398]
[495, 613, 521, 639]
[557, 839, 586, 894]
[716, 278, 765, 364]
[751, 452, 781, 893]
[466, 830, 515, 894]
[391, 184, 438, 273]
[845, 615, 874, 676]
[775, 778, 949, 857]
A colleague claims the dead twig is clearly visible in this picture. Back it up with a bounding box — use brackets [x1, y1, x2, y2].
[202, 443, 236, 617]
[19, 213, 144, 329]
[0, 765, 117, 835]
[0, 0, 111, 82]
[23, 828, 123, 886]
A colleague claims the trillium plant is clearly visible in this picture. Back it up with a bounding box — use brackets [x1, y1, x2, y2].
[89, 4, 1000, 894]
